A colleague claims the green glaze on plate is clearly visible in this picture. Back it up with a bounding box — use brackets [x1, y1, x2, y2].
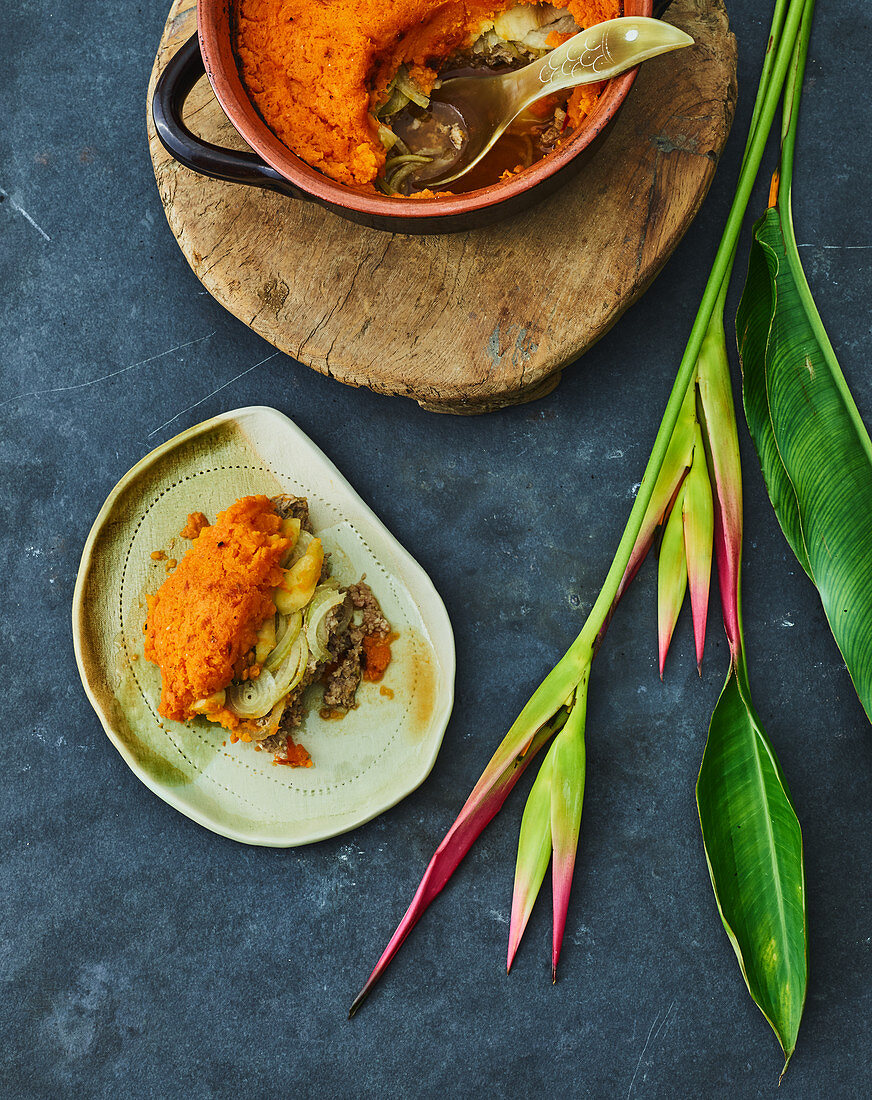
[73, 407, 455, 846]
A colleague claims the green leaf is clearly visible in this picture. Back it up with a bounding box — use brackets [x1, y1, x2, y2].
[738, 206, 872, 721]
[696, 661, 808, 1069]
[737, 212, 809, 576]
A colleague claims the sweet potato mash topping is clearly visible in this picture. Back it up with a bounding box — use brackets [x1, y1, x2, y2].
[233, 0, 620, 188]
[144, 496, 290, 722]
[180, 511, 210, 539]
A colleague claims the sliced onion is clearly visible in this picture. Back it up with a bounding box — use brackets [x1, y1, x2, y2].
[521, 28, 551, 49]
[226, 632, 309, 720]
[238, 697, 287, 742]
[377, 123, 399, 151]
[263, 612, 302, 672]
[385, 153, 433, 171]
[279, 517, 302, 564]
[275, 538, 324, 615]
[523, 16, 577, 50]
[252, 697, 287, 741]
[271, 631, 310, 699]
[386, 162, 422, 194]
[305, 584, 349, 663]
[192, 688, 226, 713]
[493, 5, 544, 41]
[394, 67, 430, 109]
[285, 529, 314, 568]
[378, 86, 409, 118]
[226, 668, 279, 719]
[255, 613, 276, 665]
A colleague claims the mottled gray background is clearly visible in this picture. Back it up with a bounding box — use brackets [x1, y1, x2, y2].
[3, 1, 871, 1096]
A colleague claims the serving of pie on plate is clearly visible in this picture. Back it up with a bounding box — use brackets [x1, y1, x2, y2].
[73, 406, 455, 846]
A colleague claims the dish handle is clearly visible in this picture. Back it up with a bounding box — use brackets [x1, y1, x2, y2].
[152, 33, 306, 199]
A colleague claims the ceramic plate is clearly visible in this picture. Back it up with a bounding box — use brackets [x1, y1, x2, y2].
[73, 406, 455, 846]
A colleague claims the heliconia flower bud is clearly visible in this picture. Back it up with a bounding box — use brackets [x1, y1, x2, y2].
[608, 384, 696, 619]
[696, 314, 743, 661]
[506, 673, 588, 979]
[349, 682, 576, 1015]
[549, 675, 588, 981]
[507, 744, 555, 973]
[683, 419, 715, 671]
[658, 483, 689, 678]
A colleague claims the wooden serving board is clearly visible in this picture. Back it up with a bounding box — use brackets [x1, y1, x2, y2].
[147, 0, 736, 413]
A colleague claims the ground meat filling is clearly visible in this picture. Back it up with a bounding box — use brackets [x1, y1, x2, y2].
[271, 493, 312, 530]
[321, 580, 391, 709]
[258, 560, 392, 756]
[539, 106, 568, 148]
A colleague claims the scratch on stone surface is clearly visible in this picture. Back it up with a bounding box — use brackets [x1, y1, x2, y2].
[0, 186, 51, 241]
[147, 351, 280, 437]
[626, 998, 677, 1099]
[797, 243, 872, 250]
[489, 908, 509, 925]
[0, 330, 216, 410]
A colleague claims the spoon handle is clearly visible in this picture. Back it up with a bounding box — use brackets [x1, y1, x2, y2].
[515, 16, 693, 106]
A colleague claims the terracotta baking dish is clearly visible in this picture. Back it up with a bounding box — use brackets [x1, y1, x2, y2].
[152, 0, 653, 234]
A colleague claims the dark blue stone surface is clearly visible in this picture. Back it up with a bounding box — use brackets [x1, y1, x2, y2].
[3, 1, 872, 1096]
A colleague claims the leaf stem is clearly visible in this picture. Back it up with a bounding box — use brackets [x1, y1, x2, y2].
[779, 0, 816, 185]
[714, 0, 790, 314]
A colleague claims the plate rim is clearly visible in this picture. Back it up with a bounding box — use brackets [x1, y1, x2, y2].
[72, 405, 456, 847]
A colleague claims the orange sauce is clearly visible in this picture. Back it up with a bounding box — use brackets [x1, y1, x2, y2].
[362, 631, 396, 682]
[273, 734, 313, 767]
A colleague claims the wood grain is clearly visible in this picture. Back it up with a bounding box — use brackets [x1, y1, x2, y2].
[146, 0, 737, 413]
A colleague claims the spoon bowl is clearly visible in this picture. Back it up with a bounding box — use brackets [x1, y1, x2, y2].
[393, 16, 694, 190]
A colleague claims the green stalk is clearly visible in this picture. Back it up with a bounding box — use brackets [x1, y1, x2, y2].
[711, 0, 790, 316]
[501, 0, 809, 975]
[778, 0, 814, 192]
[731, 0, 816, 668]
[598, 0, 790, 654]
[691, 0, 789, 663]
[694, 3, 817, 1071]
[534, 0, 806, 675]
